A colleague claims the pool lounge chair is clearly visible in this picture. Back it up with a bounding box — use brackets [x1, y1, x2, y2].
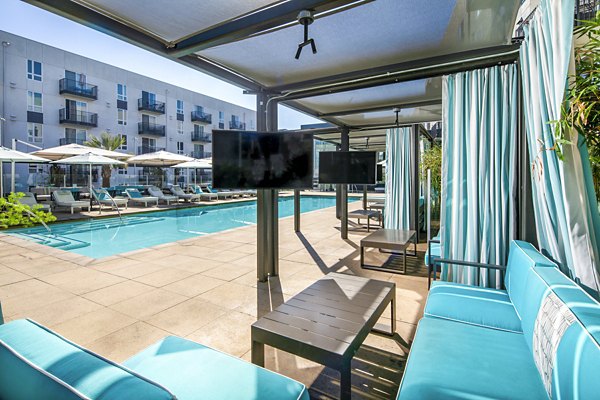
[52, 190, 91, 214]
[148, 186, 179, 205]
[18, 192, 51, 212]
[0, 317, 309, 400]
[92, 188, 128, 214]
[203, 185, 232, 200]
[169, 185, 202, 202]
[125, 188, 159, 207]
[190, 185, 218, 201]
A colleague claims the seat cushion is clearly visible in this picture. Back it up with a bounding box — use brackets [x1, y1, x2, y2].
[0, 319, 174, 400]
[425, 281, 522, 333]
[397, 317, 547, 400]
[123, 336, 309, 400]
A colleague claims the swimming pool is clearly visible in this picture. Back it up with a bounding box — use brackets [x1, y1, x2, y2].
[9, 195, 357, 258]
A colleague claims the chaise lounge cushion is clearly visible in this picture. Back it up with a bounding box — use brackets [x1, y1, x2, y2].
[123, 335, 309, 400]
[424, 281, 522, 332]
[0, 319, 174, 400]
[397, 317, 547, 400]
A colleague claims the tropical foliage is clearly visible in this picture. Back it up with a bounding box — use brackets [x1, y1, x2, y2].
[0, 192, 56, 229]
[421, 143, 442, 194]
[555, 12, 600, 198]
[84, 132, 125, 187]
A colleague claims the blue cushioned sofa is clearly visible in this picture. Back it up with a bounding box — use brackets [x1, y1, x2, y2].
[0, 318, 309, 400]
[397, 240, 600, 399]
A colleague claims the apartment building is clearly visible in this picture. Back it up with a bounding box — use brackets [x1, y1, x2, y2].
[0, 30, 255, 189]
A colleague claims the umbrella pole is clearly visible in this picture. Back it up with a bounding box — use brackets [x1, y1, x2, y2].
[0, 162, 3, 197]
[10, 161, 15, 193]
[89, 163, 93, 208]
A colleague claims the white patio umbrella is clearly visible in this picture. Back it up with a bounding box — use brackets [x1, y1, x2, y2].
[31, 143, 130, 161]
[127, 150, 193, 187]
[172, 158, 212, 186]
[50, 153, 126, 195]
[0, 147, 50, 195]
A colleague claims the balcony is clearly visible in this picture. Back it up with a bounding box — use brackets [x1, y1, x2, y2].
[191, 132, 212, 142]
[59, 138, 86, 145]
[575, 0, 599, 25]
[138, 122, 166, 136]
[59, 78, 98, 100]
[191, 151, 212, 159]
[229, 120, 246, 130]
[59, 109, 98, 127]
[138, 98, 165, 114]
[191, 110, 212, 124]
[137, 146, 165, 155]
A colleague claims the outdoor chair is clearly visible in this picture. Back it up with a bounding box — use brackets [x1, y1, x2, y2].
[18, 192, 51, 212]
[52, 190, 91, 214]
[125, 188, 159, 207]
[0, 317, 309, 400]
[148, 186, 178, 205]
[190, 185, 218, 201]
[92, 188, 128, 214]
[169, 185, 202, 202]
[203, 185, 232, 200]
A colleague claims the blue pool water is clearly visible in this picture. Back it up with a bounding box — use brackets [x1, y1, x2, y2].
[9, 195, 356, 258]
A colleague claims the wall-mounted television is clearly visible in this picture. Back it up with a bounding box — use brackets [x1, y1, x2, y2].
[212, 130, 314, 189]
[318, 151, 376, 184]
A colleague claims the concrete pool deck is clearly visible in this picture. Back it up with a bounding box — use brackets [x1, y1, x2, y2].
[0, 201, 427, 399]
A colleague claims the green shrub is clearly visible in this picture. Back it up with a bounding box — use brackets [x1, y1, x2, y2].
[0, 192, 57, 229]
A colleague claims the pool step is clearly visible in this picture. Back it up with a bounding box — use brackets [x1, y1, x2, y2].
[11, 232, 90, 250]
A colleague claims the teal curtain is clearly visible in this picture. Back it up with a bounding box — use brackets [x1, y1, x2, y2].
[440, 64, 518, 288]
[385, 127, 413, 230]
[520, 0, 600, 297]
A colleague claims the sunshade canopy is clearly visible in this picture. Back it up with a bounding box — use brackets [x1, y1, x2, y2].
[49, 152, 126, 166]
[31, 144, 131, 161]
[0, 147, 49, 163]
[127, 150, 193, 166]
[25, 0, 523, 149]
[172, 159, 212, 169]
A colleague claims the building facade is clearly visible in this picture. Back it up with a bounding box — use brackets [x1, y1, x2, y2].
[0, 30, 255, 189]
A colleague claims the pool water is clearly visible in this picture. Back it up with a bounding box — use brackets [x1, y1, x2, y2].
[9, 195, 356, 258]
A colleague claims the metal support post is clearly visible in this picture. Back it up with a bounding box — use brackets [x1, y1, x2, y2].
[294, 189, 300, 232]
[340, 127, 349, 239]
[411, 124, 420, 242]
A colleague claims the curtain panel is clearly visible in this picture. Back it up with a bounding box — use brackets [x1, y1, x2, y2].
[520, 0, 600, 297]
[385, 127, 413, 230]
[440, 64, 518, 288]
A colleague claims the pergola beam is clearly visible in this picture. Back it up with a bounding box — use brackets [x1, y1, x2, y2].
[317, 99, 442, 118]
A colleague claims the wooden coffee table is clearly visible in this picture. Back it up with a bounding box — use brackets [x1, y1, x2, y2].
[251, 272, 396, 400]
[360, 229, 417, 274]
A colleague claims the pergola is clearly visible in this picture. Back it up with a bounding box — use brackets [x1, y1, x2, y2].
[25, 0, 524, 280]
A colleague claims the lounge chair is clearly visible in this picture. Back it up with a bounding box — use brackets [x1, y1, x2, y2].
[169, 185, 202, 202]
[52, 190, 91, 214]
[92, 188, 128, 214]
[18, 192, 51, 212]
[0, 318, 309, 400]
[125, 188, 159, 207]
[190, 184, 218, 201]
[203, 185, 232, 200]
[148, 186, 179, 205]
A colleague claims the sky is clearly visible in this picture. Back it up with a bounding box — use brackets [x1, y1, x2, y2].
[0, 0, 322, 130]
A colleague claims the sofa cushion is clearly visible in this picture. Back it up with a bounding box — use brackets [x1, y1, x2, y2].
[424, 281, 522, 333]
[0, 319, 174, 400]
[123, 336, 309, 400]
[397, 317, 547, 400]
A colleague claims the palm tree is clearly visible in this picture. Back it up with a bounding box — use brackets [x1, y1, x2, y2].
[84, 132, 125, 187]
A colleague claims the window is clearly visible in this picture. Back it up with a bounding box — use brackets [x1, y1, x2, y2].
[177, 120, 184, 135]
[117, 108, 127, 125]
[177, 100, 184, 115]
[27, 91, 42, 113]
[118, 134, 128, 150]
[176, 141, 184, 155]
[65, 128, 86, 144]
[27, 60, 42, 81]
[27, 123, 43, 143]
[193, 124, 204, 134]
[117, 84, 127, 101]
[219, 111, 224, 123]
[117, 167, 128, 175]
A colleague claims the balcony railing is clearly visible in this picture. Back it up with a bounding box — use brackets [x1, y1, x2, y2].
[229, 120, 246, 130]
[59, 137, 86, 145]
[191, 132, 212, 142]
[137, 146, 165, 155]
[191, 151, 212, 159]
[59, 78, 98, 100]
[138, 98, 165, 114]
[191, 110, 212, 124]
[575, 0, 599, 24]
[59, 109, 98, 127]
[138, 122, 166, 136]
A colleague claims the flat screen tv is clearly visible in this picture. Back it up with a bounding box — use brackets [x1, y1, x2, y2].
[318, 151, 376, 184]
[212, 130, 314, 189]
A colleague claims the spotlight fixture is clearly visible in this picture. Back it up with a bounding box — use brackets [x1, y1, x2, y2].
[393, 107, 401, 128]
[295, 10, 317, 60]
